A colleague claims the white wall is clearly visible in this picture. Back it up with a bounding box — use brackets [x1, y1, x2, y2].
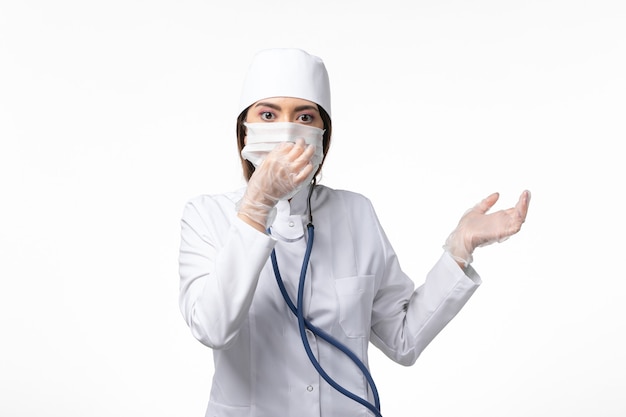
[1, 1, 624, 416]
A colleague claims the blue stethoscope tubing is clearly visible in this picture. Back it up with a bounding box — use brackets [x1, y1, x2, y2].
[269, 184, 382, 417]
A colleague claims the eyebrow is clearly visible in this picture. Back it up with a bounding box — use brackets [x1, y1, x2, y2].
[253, 101, 320, 113]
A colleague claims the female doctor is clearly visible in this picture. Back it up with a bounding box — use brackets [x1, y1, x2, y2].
[178, 48, 531, 417]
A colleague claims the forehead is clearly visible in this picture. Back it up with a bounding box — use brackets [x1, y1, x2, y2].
[252, 96, 320, 110]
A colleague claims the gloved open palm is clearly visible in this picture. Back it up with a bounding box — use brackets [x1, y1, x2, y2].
[444, 190, 531, 267]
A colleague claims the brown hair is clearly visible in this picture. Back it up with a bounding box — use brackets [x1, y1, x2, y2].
[236, 105, 332, 181]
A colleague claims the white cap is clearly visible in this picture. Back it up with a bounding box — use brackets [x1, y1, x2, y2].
[238, 48, 331, 117]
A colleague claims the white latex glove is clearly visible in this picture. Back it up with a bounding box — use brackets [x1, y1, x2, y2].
[237, 138, 316, 230]
[443, 190, 531, 267]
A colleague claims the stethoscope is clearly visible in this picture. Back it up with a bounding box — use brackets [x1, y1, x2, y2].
[269, 181, 383, 417]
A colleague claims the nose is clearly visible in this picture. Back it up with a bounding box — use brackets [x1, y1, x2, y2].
[278, 113, 292, 123]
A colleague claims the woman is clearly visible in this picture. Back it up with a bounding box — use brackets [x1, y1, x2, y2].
[178, 48, 530, 417]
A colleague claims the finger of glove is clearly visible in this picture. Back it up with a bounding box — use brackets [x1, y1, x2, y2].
[292, 161, 315, 185]
[273, 138, 307, 158]
[292, 143, 316, 171]
[284, 138, 315, 167]
[266, 139, 312, 170]
[514, 190, 531, 222]
[273, 140, 315, 177]
[287, 142, 316, 187]
[500, 190, 532, 235]
[473, 192, 500, 214]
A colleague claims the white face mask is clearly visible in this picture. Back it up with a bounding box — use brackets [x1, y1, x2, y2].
[242, 122, 325, 167]
[241, 122, 325, 199]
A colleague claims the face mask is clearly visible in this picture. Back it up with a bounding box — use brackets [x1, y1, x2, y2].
[241, 122, 325, 200]
[242, 122, 324, 167]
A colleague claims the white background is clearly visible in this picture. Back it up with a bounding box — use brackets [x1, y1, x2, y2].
[1, 1, 625, 416]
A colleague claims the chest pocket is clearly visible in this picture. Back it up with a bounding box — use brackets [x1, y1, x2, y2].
[334, 275, 375, 338]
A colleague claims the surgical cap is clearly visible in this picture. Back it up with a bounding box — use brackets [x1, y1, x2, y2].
[238, 48, 331, 118]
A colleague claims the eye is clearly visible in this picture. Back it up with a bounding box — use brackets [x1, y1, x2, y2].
[298, 114, 313, 123]
[260, 111, 274, 121]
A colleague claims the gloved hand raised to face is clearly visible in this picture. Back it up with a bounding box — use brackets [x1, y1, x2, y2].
[237, 138, 316, 231]
[443, 190, 531, 268]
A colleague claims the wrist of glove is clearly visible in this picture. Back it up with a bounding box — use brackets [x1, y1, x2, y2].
[236, 186, 279, 230]
[443, 226, 509, 268]
[443, 228, 474, 268]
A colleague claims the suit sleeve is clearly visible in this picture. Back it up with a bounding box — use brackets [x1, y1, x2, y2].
[178, 197, 276, 349]
[368, 205, 481, 366]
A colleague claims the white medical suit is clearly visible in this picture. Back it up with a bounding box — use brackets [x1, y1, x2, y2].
[179, 184, 481, 417]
